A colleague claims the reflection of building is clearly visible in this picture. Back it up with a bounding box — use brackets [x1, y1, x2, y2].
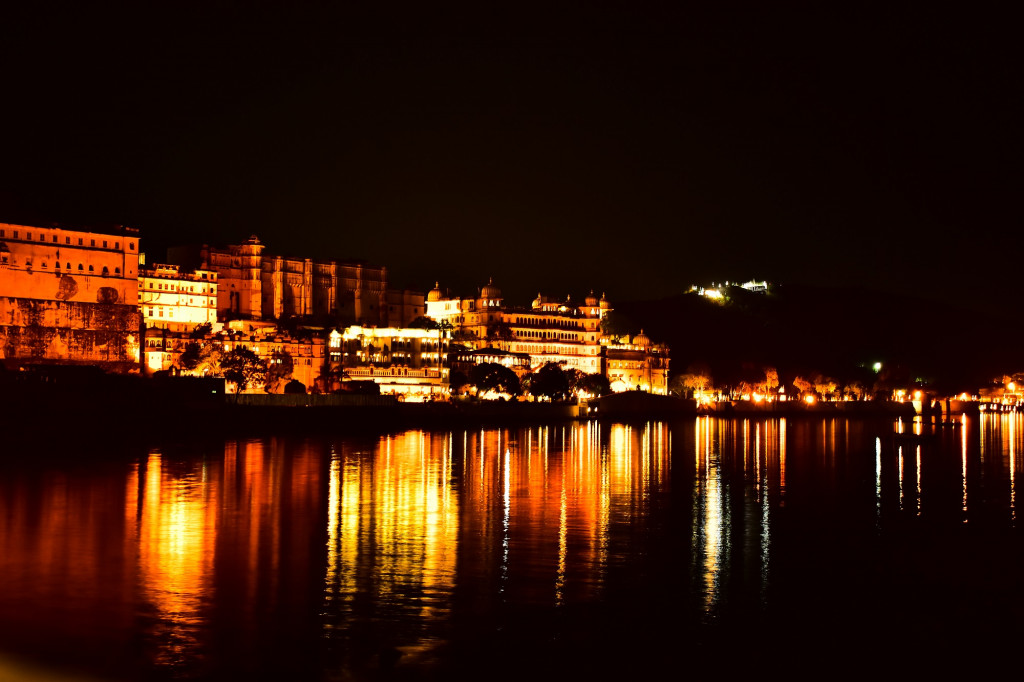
[139, 260, 218, 332]
[603, 330, 670, 394]
[173, 236, 424, 326]
[327, 326, 448, 400]
[0, 222, 141, 370]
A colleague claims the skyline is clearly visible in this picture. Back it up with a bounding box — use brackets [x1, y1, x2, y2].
[1, 5, 1018, 307]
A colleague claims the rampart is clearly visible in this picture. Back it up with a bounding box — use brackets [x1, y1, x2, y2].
[0, 297, 141, 372]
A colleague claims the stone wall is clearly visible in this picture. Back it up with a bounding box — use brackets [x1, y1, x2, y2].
[0, 297, 141, 372]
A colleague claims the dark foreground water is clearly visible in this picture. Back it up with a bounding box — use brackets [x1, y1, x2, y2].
[1, 414, 1023, 680]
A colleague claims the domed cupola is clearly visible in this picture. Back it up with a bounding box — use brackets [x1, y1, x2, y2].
[532, 292, 543, 309]
[599, 292, 611, 310]
[633, 329, 651, 348]
[585, 290, 599, 307]
[427, 282, 444, 302]
[480, 277, 502, 300]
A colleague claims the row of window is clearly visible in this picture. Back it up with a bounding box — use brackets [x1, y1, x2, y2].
[0, 229, 132, 251]
[143, 282, 215, 294]
[39, 262, 120, 275]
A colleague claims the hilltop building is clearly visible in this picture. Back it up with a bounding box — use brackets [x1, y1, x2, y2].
[171, 236, 425, 326]
[0, 222, 141, 371]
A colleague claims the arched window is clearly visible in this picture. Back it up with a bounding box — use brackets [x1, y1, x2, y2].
[88, 265, 94, 272]
[78, 264, 83, 271]
[114, 267, 120, 274]
[55, 262, 60, 269]
[101, 266, 109, 276]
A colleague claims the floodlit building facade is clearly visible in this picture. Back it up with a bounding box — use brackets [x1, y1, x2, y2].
[327, 326, 449, 400]
[0, 222, 141, 370]
[181, 236, 425, 326]
[139, 261, 218, 332]
[603, 331, 670, 394]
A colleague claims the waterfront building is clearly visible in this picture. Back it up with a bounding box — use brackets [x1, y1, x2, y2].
[0, 222, 141, 371]
[426, 281, 611, 374]
[327, 326, 448, 400]
[139, 260, 218, 333]
[447, 347, 533, 378]
[603, 330, 670, 394]
[174, 236, 425, 326]
[145, 323, 326, 392]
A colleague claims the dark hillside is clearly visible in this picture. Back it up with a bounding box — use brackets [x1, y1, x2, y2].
[611, 284, 1020, 393]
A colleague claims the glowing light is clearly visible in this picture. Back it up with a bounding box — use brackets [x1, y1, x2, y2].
[804, 394, 816, 405]
[873, 362, 882, 372]
[914, 390, 923, 400]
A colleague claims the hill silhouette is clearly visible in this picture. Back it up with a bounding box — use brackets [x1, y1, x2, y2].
[610, 284, 1019, 395]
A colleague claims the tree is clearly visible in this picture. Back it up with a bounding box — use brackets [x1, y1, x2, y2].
[530, 363, 570, 401]
[761, 367, 779, 396]
[578, 373, 611, 397]
[792, 376, 814, 397]
[486, 321, 514, 349]
[283, 379, 307, 394]
[221, 346, 267, 393]
[675, 362, 713, 399]
[563, 368, 585, 396]
[844, 381, 865, 401]
[189, 322, 213, 339]
[813, 373, 838, 400]
[470, 363, 521, 398]
[264, 350, 294, 393]
[176, 340, 222, 376]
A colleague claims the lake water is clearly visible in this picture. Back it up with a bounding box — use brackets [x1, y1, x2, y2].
[1, 414, 1022, 680]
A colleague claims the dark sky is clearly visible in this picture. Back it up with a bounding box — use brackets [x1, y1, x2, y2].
[1, 5, 1018, 306]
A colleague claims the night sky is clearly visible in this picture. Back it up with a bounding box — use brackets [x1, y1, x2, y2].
[1, 5, 1018, 307]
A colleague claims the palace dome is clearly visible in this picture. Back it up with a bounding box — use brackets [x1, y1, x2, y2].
[585, 290, 598, 307]
[633, 329, 650, 347]
[600, 292, 611, 310]
[427, 282, 444, 302]
[480, 277, 502, 299]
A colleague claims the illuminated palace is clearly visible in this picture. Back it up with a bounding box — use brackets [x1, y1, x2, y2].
[169, 236, 425, 327]
[0, 222, 141, 370]
[138, 258, 218, 333]
[426, 280, 670, 393]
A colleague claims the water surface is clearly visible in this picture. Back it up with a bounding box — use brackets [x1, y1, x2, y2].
[1, 415, 1022, 679]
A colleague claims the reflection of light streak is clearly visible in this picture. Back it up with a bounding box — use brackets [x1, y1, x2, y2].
[916, 445, 922, 516]
[1011, 414, 1017, 523]
[134, 452, 216, 667]
[501, 445, 510, 593]
[780, 418, 787, 502]
[875, 437, 882, 525]
[898, 445, 905, 510]
[694, 417, 725, 613]
[962, 414, 968, 519]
